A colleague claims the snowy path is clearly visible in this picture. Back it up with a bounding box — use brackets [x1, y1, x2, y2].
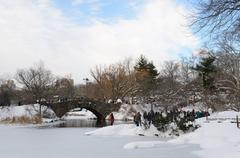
[0, 125, 200, 158]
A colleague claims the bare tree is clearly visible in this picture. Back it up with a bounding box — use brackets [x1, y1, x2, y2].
[55, 76, 75, 100]
[151, 61, 181, 109]
[15, 62, 55, 118]
[91, 58, 136, 102]
[161, 60, 180, 89]
[192, 0, 240, 41]
[215, 41, 240, 111]
[179, 57, 197, 85]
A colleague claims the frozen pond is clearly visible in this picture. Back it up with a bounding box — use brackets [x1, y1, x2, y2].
[0, 125, 200, 158]
[56, 119, 133, 128]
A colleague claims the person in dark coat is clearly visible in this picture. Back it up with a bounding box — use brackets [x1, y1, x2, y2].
[134, 113, 138, 126]
[143, 111, 148, 125]
[134, 112, 142, 126]
[109, 113, 114, 126]
[147, 110, 154, 125]
[137, 112, 142, 126]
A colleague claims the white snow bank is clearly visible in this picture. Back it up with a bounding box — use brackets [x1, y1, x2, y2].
[0, 104, 56, 120]
[0, 105, 98, 122]
[208, 110, 240, 119]
[168, 110, 240, 158]
[122, 110, 240, 158]
[111, 104, 138, 120]
[196, 110, 240, 124]
[85, 124, 166, 137]
[169, 122, 240, 158]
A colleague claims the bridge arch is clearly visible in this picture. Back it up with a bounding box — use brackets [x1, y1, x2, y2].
[66, 107, 106, 125]
[42, 99, 121, 125]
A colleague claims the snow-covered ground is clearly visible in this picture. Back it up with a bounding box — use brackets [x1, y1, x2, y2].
[171, 111, 240, 158]
[0, 125, 199, 158]
[85, 124, 167, 137]
[85, 110, 240, 158]
[169, 122, 240, 158]
[1, 104, 240, 158]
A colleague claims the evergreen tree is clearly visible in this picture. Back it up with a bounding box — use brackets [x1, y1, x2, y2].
[134, 55, 158, 96]
[134, 55, 149, 71]
[192, 56, 217, 91]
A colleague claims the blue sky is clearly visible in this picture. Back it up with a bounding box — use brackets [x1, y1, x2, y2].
[53, 0, 144, 24]
[53, 0, 194, 24]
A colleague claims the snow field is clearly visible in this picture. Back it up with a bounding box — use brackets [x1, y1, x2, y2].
[86, 111, 240, 158]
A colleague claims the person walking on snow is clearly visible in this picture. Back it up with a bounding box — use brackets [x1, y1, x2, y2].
[134, 112, 142, 126]
[109, 113, 114, 126]
[138, 112, 142, 126]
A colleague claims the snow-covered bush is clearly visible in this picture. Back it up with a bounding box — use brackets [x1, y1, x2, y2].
[116, 99, 122, 104]
[152, 111, 199, 135]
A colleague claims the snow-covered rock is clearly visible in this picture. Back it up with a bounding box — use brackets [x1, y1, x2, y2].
[108, 99, 113, 103]
[116, 99, 122, 103]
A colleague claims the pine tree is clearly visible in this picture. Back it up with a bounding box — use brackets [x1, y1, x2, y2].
[134, 55, 158, 96]
[192, 56, 217, 91]
[134, 55, 149, 71]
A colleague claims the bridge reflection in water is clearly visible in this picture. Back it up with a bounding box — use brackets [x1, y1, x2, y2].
[56, 119, 132, 128]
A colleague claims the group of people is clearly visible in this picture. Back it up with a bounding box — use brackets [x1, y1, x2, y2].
[143, 110, 155, 125]
[133, 110, 155, 127]
[133, 110, 156, 127]
[133, 108, 211, 127]
[109, 108, 210, 128]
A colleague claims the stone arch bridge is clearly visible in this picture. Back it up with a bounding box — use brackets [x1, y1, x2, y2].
[42, 98, 121, 124]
